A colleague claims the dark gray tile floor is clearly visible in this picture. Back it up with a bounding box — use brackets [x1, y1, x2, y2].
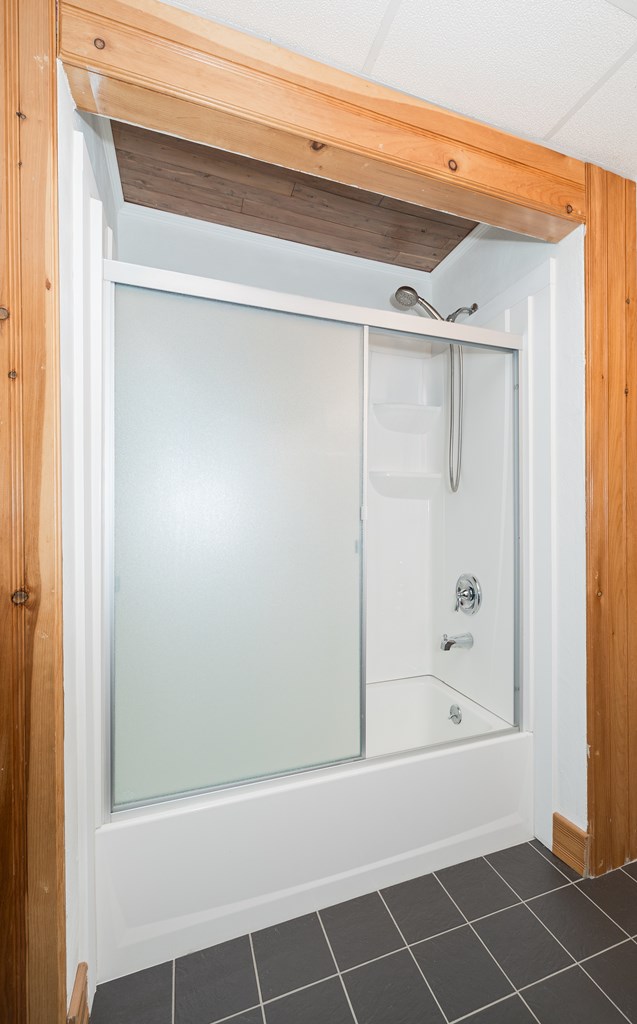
[90, 841, 637, 1024]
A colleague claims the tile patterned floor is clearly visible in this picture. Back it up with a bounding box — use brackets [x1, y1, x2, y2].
[91, 841, 637, 1024]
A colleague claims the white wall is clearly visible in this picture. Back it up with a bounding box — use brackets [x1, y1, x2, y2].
[58, 65, 81, 1009]
[430, 226, 587, 840]
[550, 230, 587, 830]
[117, 203, 434, 311]
[58, 68, 112, 1005]
[431, 226, 552, 318]
[75, 111, 122, 243]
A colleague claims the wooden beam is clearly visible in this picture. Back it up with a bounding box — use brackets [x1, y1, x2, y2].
[57, 0, 585, 242]
[0, 0, 66, 1019]
[585, 166, 637, 875]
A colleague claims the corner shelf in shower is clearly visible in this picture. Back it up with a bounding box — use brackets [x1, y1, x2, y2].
[369, 471, 441, 499]
[373, 402, 441, 434]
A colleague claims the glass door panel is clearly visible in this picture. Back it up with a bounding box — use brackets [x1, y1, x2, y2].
[112, 285, 363, 807]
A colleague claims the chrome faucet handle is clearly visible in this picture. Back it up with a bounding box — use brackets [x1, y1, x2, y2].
[455, 574, 482, 615]
[455, 587, 472, 611]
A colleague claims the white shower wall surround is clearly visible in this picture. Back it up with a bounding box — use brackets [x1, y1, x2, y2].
[366, 335, 515, 726]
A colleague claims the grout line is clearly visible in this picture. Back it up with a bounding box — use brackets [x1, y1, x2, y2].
[569, 883, 634, 939]
[172, 959, 176, 1024]
[377, 889, 451, 1024]
[450, 992, 539, 1024]
[316, 910, 362, 1024]
[481, 850, 573, 899]
[431, 893, 522, 929]
[262, 972, 340, 1005]
[517, 962, 580, 993]
[340, 946, 405, 974]
[526, 840, 579, 881]
[578, 960, 634, 1024]
[433, 874, 519, 1013]
[516, 991, 546, 1024]
[578, 938, 634, 966]
[404, 921, 467, 943]
[485, 860, 579, 969]
[247, 934, 266, 1024]
[620, 865, 637, 887]
[208, 1005, 264, 1024]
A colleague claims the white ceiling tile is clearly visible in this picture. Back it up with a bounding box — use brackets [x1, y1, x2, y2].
[370, 0, 637, 138]
[157, 0, 390, 73]
[550, 49, 637, 178]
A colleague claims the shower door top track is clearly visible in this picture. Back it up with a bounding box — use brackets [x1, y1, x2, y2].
[103, 260, 523, 352]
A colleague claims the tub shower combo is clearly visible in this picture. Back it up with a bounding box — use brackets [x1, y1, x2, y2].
[100, 262, 526, 976]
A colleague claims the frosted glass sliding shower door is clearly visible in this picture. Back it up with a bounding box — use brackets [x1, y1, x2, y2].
[112, 285, 364, 807]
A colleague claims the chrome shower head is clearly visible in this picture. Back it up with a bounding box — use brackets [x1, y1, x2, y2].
[392, 286, 445, 320]
[394, 285, 420, 308]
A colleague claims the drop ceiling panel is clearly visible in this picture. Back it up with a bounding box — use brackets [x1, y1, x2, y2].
[158, 0, 390, 72]
[112, 122, 477, 272]
[550, 50, 637, 179]
[369, 0, 637, 139]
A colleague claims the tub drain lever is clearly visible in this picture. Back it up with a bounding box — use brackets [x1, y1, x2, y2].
[449, 704, 463, 725]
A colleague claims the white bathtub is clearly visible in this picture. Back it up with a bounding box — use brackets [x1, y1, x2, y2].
[95, 726, 532, 982]
[366, 674, 511, 758]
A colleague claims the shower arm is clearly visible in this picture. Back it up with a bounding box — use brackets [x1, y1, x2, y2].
[446, 304, 479, 323]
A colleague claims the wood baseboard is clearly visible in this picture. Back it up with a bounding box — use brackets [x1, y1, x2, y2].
[67, 964, 89, 1024]
[553, 813, 589, 876]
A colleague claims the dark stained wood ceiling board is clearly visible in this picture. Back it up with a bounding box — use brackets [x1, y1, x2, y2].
[111, 121, 478, 272]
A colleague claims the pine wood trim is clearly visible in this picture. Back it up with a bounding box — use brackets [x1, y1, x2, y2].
[553, 813, 588, 877]
[627, 180, 637, 859]
[0, 0, 66, 1019]
[67, 964, 89, 1024]
[57, 0, 585, 242]
[0, 1, 28, 1020]
[585, 166, 637, 875]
